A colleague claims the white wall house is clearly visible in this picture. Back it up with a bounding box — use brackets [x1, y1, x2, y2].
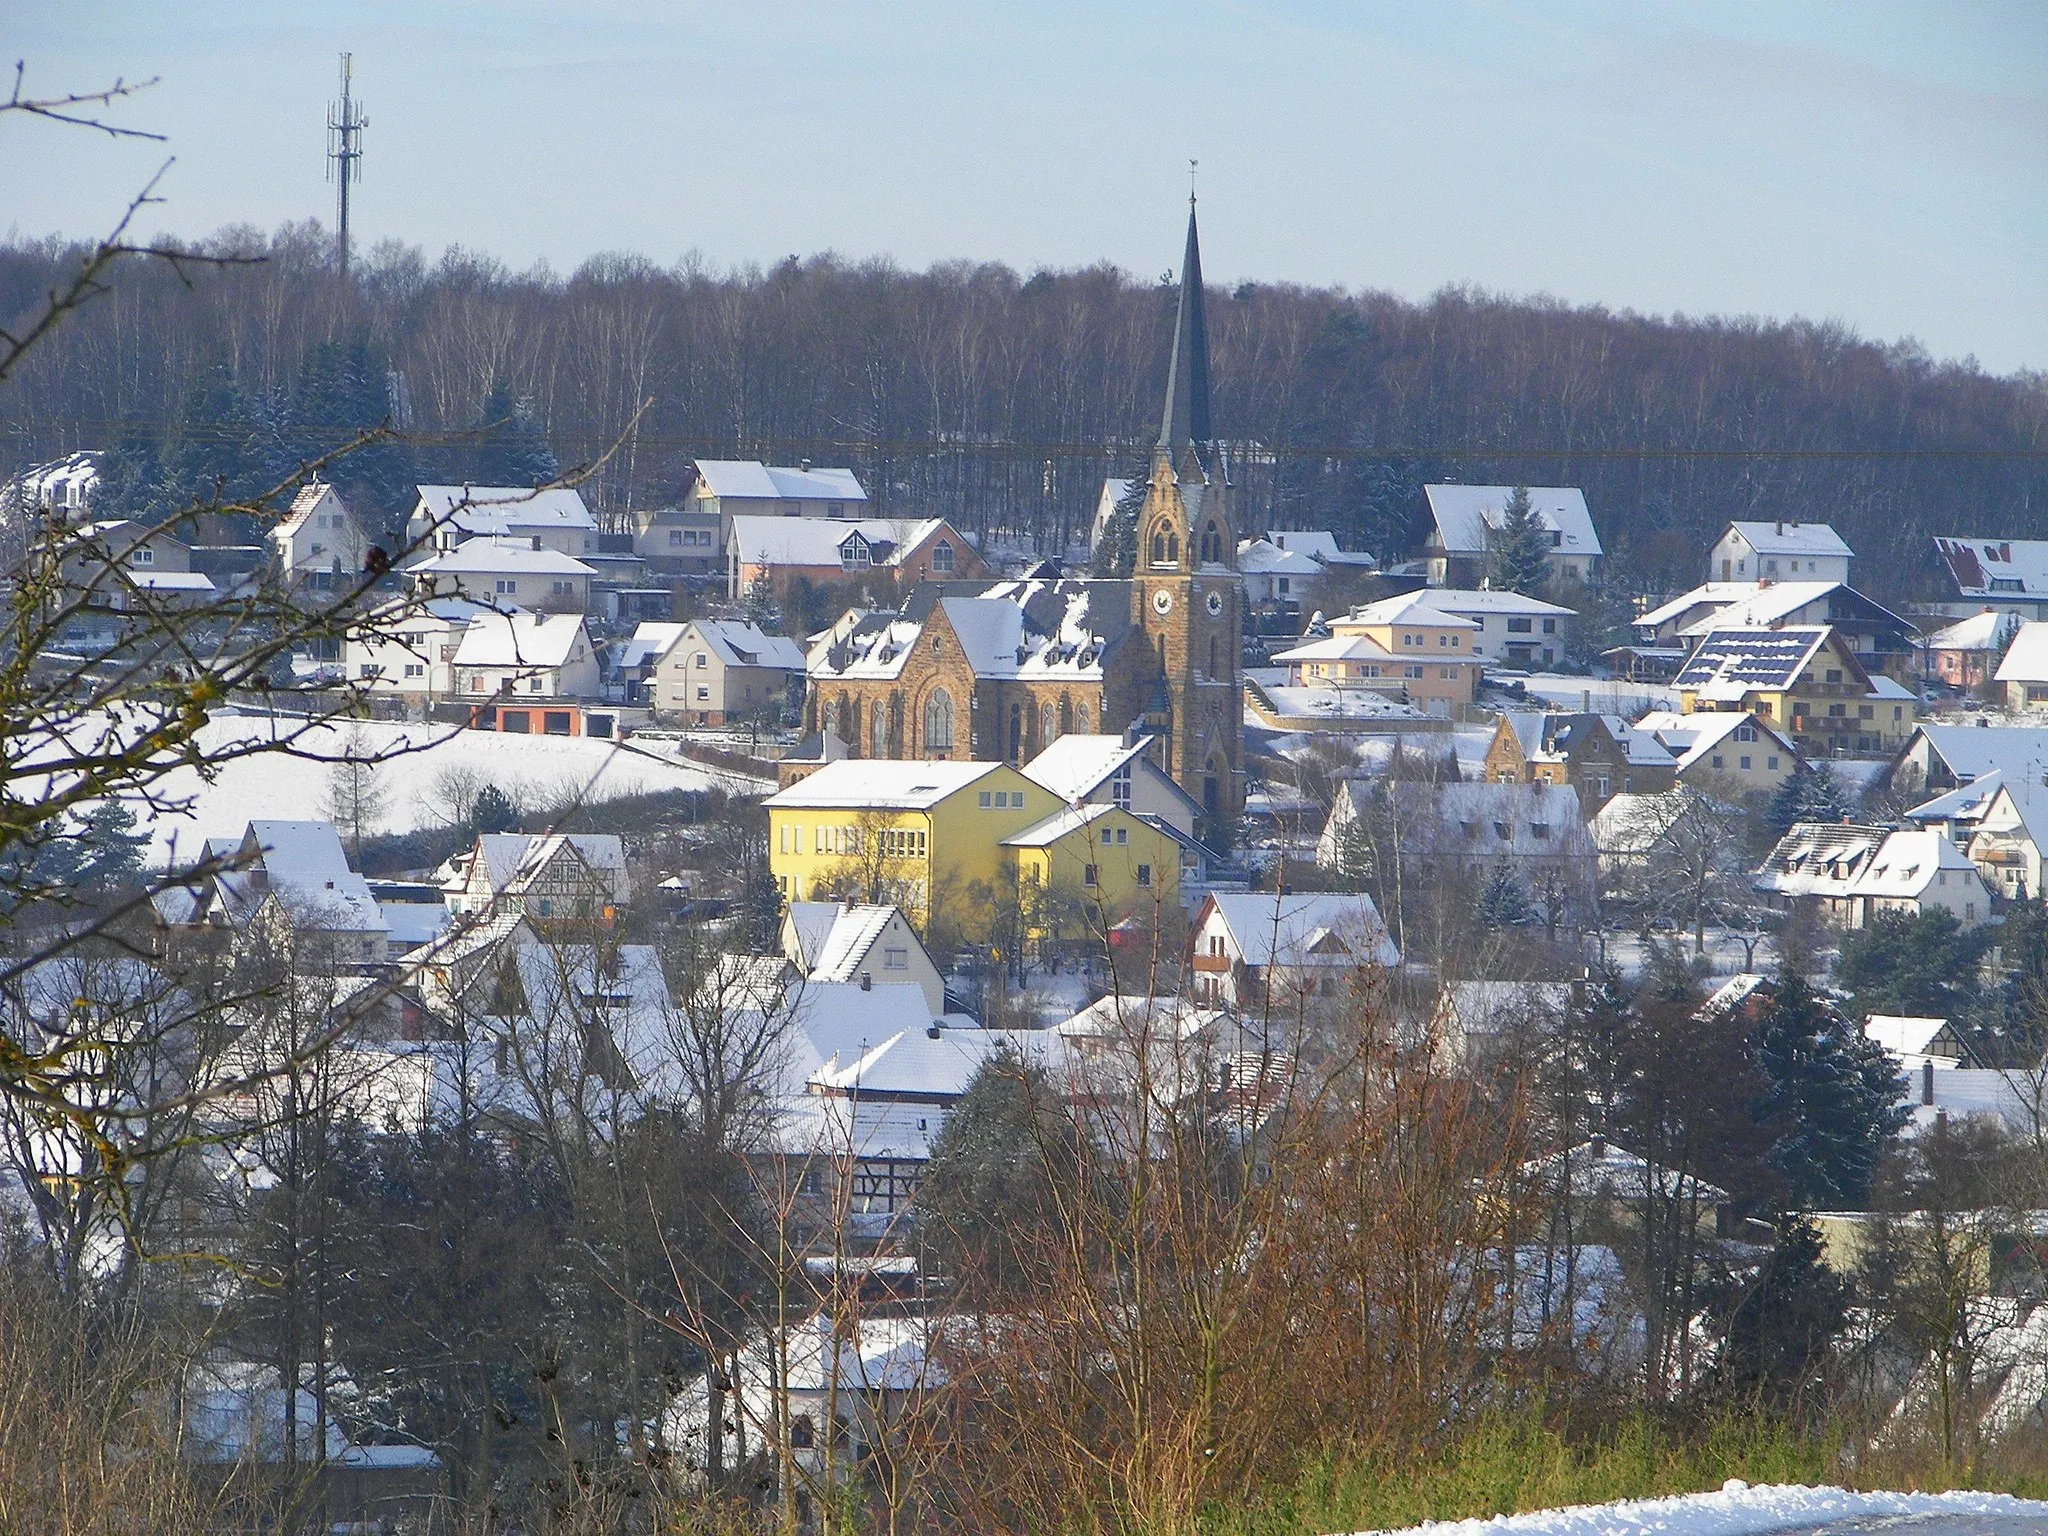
[451, 611, 601, 701]
[687, 458, 868, 538]
[1422, 485, 1603, 588]
[343, 597, 494, 700]
[651, 619, 807, 723]
[407, 537, 596, 612]
[1, 450, 101, 523]
[271, 481, 371, 592]
[782, 902, 949, 1016]
[1187, 891, 1400, 1011]
[406, 485, 599, 558]
[1708, 521, 1853, 585]
[56, 519, 217, 610]
[1399, 588, 1577, 667]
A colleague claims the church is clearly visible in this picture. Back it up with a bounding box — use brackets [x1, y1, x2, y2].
[802, 201, 1246, 832]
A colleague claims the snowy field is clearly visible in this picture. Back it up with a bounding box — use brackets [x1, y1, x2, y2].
[126, 712, 767, 865]
[1352, 1481, 2048, 1536]
[1511, 675, 1680, 717]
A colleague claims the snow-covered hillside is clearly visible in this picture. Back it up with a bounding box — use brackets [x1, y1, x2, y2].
[1352, 1481, 2048, 1535]
[131, 712, 767, 864]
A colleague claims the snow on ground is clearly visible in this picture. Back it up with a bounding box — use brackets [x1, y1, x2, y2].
[132, 711, 766, 865]
[1350, 1481, 2048, 1536]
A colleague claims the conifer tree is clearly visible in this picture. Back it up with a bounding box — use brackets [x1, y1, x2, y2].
[1766, 762, 1852, 835]
[1752, 973, 1909, 1209]
[468, 384, 559, 487]
[1479, 861, 1535, 927]
[1487, 485, 1552, 596]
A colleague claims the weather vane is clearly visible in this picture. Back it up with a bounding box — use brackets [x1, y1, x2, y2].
[1189, 158, 1199, 205]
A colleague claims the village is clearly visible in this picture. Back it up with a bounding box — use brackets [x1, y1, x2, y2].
[8, 198, 2048, 1529]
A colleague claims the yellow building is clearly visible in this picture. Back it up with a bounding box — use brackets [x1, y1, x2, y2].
[1002, 802, 1185, 946]
[1673, 625, 1917, 757]
[1323, 592, 1483, 717]
[765, 759, 1047, 930]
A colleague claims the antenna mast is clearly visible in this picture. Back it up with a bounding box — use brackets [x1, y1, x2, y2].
[326, 53, 367, 279]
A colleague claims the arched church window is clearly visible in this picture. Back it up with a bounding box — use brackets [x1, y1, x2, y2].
[1166, 531, 1179, 564]
[1008, 704, 1024, 764]
[1058, 696, 1072, 736]
[1152, 531, 1166, 564]
[870, 701, 885, 760]
[1041, 702, 1055, 748]
[1076, 703, 1090, 731]
[924, 689, 953, 756]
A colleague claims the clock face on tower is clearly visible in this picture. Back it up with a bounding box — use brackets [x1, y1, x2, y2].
[1205, 590, 1224, 617]
[1152, 589, 1174, 616]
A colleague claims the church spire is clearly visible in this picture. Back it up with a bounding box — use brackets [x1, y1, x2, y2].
[1157, 195, 1212, 459]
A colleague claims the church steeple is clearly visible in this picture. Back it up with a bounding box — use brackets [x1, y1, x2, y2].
[1157, 197, 1212, 459]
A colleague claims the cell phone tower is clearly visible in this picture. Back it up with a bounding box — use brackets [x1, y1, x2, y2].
[327, 53, 368, 280]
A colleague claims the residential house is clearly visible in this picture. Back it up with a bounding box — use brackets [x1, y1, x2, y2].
[1264, 529, 1377, 572]
[1634, 709, 1800, 801]
[407, 536, 595, 612]
[1187, 891, 1400, 1012]
[1003, 802, 1186, 945]
[1020, 731, 1204, 840]
[343, 596, 494, 701]
[1311, 591, 1484, 717]
[451, 611, 601, 707]
[727, 515, 981, 601]
[1708, 521, 1853, 585]
[1905, 770, 2048, 903]
[650, 618, 807, 724]
[1089, 476, 1135, 551]
[1234, 537, 1324, 627]
[1926, 609, 2020, 693]
[54, 519, 217, 611]
[1, 449, 100, 522]
[1430, 979, 1575, 1068]
[1887, 721, 2048, 797]
[1756, 822, 1991, 928]
[1589, 790, 1697, 884]
[684, 458, 868, 542]
[1242, 676, 1438, 735]
[1865, 1014, 1970, 1070]
[1481, 712, 1677, 811]
[610, 621, 689, 705]
[1672, 627, 1916, 755]
[781, 902, 948, 1015]
[153, 820, 388, 967]
[1392, 780, 1601, 927]
[440, 832, 630, 924]
[1397, 587, 1577, 668]
[406, 485, 599, 558]
[270, 481, 370, 594]
[1993, 620, 2048, 713]
[1636, 580, 1916, 680]
[764, 759, 1053, 930]
[627, 503, 722, 574]
[1930, 537, 2048, 622]
[1421, 485, 1603, 588]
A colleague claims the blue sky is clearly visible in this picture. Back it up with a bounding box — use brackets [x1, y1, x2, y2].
[7, 1, 2045, 373]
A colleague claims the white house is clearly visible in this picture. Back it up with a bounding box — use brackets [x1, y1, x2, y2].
[1235, 538, 1324, 614]
[650, 618, 808, 723]
[1993, 621, 2048, 712]
[1422, 485, 1603, 588]
[54, 518, 217, 611]
[1021, 732, 1205, 840]
[153, 820, 388, 967]
[1187, 891, 1400, 1011]
[270, 481, 370, 592]
[781, 901, 948, 1016]
[440, 832, 629, 922]
[451, 611, 601, 701]
[1929, 536, 2048, 621]
[687, 459, 868, 541]
[1, 450, 101, 523]
[1756, 821, 1991, 928]
[406, 484, 599, 557]
[343, 596, 495, 699]
[407, 537, 596, 612]
[1398, 587, 1577, 667]
[1708, 521, 1853, 585]
[1266, 529, 1378, 571]
[1906, 770, 2048, 904]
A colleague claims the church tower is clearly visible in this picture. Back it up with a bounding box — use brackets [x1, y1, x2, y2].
[1133, 196, 1244, 832]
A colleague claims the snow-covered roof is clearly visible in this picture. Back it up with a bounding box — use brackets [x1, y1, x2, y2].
[452, 610, 590, 669]
[1934, 536, 2048, 599]
[1755, 821, 1890, 899]
[728, 515, 948, 567]
[693, 459, 867, 503]
[457, 832, 628, 902]
[275, 480, 347, 537]
[1270, 632, 1398, 665]
[1909, 723, 2048, 786]
[1635, 709, 1795, 772]
[1266, 529, 1376, 567]
[688, 619, 806, 671]
[1993, 620, 2048, 684]
[1906, 769, 2009, 828]
[130, 571, 217, 593]
[1926, 609, 2021, 653]
[1251, 685, 1432, 722]
[1673, 581, 1854, 637]
[1001, 801, 1120, 848]
[1425, 485, 1602, 558]
[234, 821, 386, 935]
[1637, 582, 1763, 630]
[1234, 538, 1323, 576]
[764, 759, 1008, 811]
[1588, 791, 1690, 855]
[1845, 826, 1983, 902]
[1723, 520, 1853, 559]
[1021, 733, 1156, 803]
[804, 904, 921, 985]
[1393, 780, 1598, 862]
[413, 485, 597, 533]
[1202, 891, 1400, 969]
[1865, 1015, 1954, 1060]
[1674, 627, 1833, 698]
[616, 622, 690, 671]
[1496, 711, 1675, 769]
[782, 903, 842, 968]
[410, 537, 596, 577]
[1340, 591, 1481, 630]
[1408, 587, 1576, 618]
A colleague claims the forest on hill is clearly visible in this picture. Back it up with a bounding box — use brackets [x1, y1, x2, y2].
[3, 220, 2045, 600]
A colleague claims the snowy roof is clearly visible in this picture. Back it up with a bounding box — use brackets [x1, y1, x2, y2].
[764, 759, 1008, 810]
[616, 622, 690, 671]
[1056, 993, 1228, 1042]
[1438, 980, 1573, 1038]
[1270, 633, 1398, 664]
[1407, 587, 1576, 618]
[782, 903, 843, 968]
[1496, 711, 1675, 769]
[1635, 709, 1796, 771]
[1202, 891, 1400, 969]
[1756, 821, 1890, 898]
[1021, 733, 1157, 803]
[1934, 536, 2048, 599]
[687, 619, 806, 671]
[130, 571, 217, 593]
[692, 459, 867, 503]
[414, 485, 597, 533]
[411, 537, 596, 577]
[459, 832, 627, 901]
[1993, 620, 2048, 684]
[1723, 520, 1853, 558]
[1001, 801, 1121, 848]
[805, 905, 919, 985]
[1636, 582, 1764, 630]
[1425, 485, 1602, 558]
[811, 579, 1118, 685]
[1906, 769, 2009, 827]
[1673, 581, 1857, 637]
[1340, 591, 1481, 630]
[728, 515, 948, 567]
[1266, 529, 1376, 567]
[1588, 791, 1690, 855]
[1926, 609, 2020, 652]
[1394, 780, 1598, 862]
[1253, 685, 1432, 722]
[275, 481, 347, 536]
[1845, 827, 1982, 901]
[1908, 723, 2048, 786]
[452, 611, 590, 669]
[1865, 1015, 1954, 1059]
[1674, 627, 1833, 698]
[235, 821, 386, 935]
[1234, 538, 1323, 576]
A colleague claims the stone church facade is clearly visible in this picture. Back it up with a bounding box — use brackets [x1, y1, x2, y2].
[804, 201, 1246, 831]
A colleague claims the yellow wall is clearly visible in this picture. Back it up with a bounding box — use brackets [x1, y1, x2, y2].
[767, 764, 1047, 928]
[1010, 807, 1184, 942]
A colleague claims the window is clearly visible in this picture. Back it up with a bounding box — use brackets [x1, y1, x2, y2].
[1711, 755, 1724, 769]
[1116, 827, 1128, 845]
[359, 663, 382, 679]
[1083, 864, 1098, 887]
[1137, 863, 1153, 886]
[1277, 577, 1290, 595]
[1531, 822, 1549, 839]
[543, 711, 572, 735]
[1859, 704, 1874, 719]
[694, 652, 707, 668]
[978, 791, 991, 808]
[1734, 724, 1757, 741]
[496, 579, 517, 594]
[1439, 634, 1451, 647]
[924, 688, 954, 753]
[696, 686, 709, 701]
[1739, 755, 1752, 770]
[931, 540, 954, 572]
[1828, 703, 1845, 717]
[884, 947, 908, 970]
[1110, 766, 1131, 809]
[1101, 828, 1113, 845]
[1825, 669, 1843, 684]
[1767, 756, 1779, 770]
[1404, 665, 1424, 679]
[132, 545, 154, 565]
[1440, 667, 1455, 679]
[1506, 617, 1533, 634]
[1543, 618, 1557, 634]
[669, 529, 683, 545]
[1596, 776, 1611, 799]
[404, 663, 425, 678]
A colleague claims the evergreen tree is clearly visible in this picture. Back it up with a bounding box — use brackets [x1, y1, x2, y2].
[1478, 861, 1535, 927]
[467, 384, 558, 487]
[1487, 485, 1552, 596]
[1963, 900, 2048, 1067]
[91, 434, 167, 523]
[76, 799, 148, 888]
[287, 338, 416, 528]
[1834, 907, 1994, 1022]
[1712, 1213, 1850, 1407]
[469, 782, 521, 836]
[159, 362, 278, 525]
[1752, 973, 1909, 1209]
[1765, 762, 1852, 835]
[1090, 474, 1144, 577]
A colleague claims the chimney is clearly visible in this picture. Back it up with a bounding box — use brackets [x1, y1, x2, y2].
[800, 458, 812, 473]
[1775, 520, 1783, 537]
[1581, 690, 1591, 713]
[1923, 1058, 1935, 1106]
[860, 972, 872, 991]
[843, 893, 856, 912]
[531, 535, 542, 551]
[926, 1023, 941, 1040]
